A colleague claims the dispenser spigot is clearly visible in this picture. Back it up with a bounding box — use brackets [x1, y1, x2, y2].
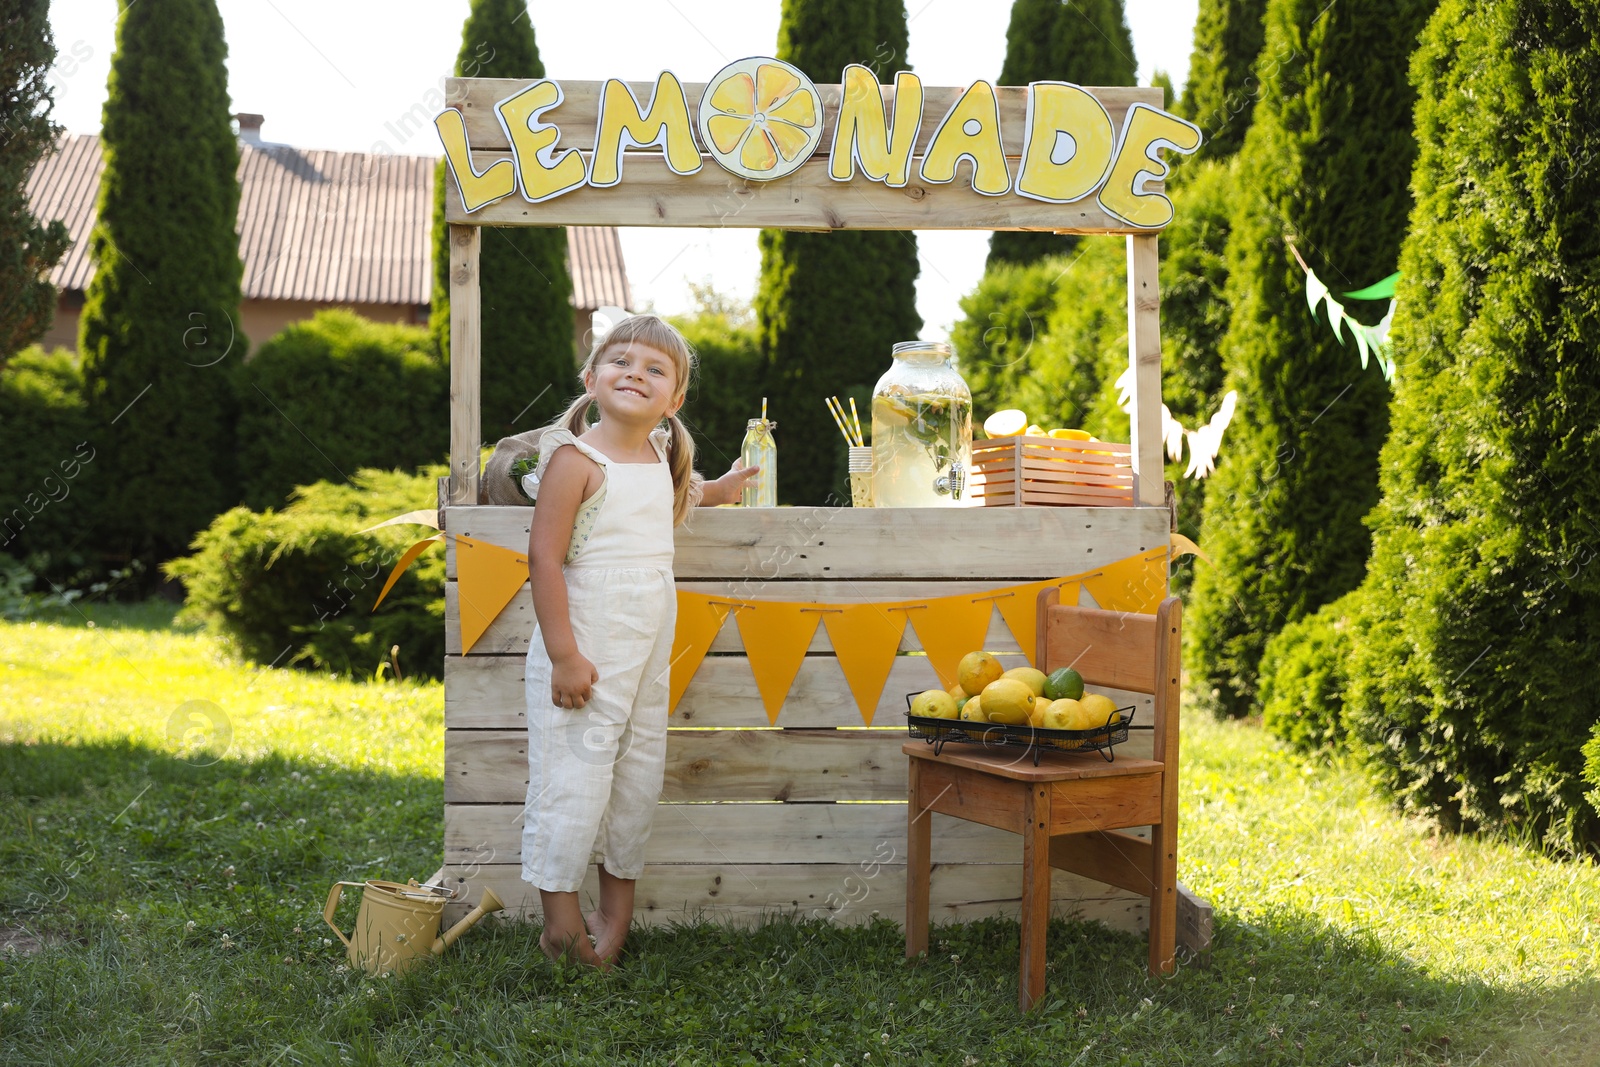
[934, 460, 965, 500]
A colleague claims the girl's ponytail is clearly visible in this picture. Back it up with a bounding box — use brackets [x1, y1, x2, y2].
[662, 412, 705, 528]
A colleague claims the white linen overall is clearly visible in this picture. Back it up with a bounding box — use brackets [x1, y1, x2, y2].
[521, 428, 677, 893]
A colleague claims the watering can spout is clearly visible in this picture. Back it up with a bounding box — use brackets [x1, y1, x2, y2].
[432, 887, 504, 956]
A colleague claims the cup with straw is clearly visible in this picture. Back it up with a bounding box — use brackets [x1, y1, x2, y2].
[826, 395, 872, 507]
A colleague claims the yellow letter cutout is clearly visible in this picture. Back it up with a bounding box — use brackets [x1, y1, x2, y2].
[589, 72, 703, 188]
[1015, 82, 1115, 204]
[434, 108, 515, 213]
[828, 65, 923, 187]
[495, 80, 586, 204]
[918, 80, 1011, 195]
[1097, 103, 1202, 228]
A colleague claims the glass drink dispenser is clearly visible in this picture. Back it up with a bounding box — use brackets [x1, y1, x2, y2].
[869, 341, 972, 508]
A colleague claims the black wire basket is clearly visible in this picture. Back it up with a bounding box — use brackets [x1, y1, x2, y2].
[903, 691, 1142, 765]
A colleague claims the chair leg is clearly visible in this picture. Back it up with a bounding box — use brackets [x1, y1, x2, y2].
[906, 759, 930, 959]
[1019, 786, 1050, 1011]
[1148, 820, 1177, 976]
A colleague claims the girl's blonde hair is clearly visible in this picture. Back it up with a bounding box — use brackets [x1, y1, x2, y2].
[543, 313, 705, 527]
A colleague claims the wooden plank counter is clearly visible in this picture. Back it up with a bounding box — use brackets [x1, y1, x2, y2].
[433, 503, 1174, 932]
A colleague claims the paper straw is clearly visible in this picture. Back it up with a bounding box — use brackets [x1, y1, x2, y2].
[830, 396, 860, 447]
[848, 397, 864, 447]
[761, 396, 767, 423]
[832, 396, 857, 447]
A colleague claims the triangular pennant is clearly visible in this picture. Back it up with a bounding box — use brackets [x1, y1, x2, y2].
[991, 579, 1061, 669]
[734, 600, 823, 724]
[906, 591, 999, 691]
[669, 591, 732, 714]
[820, 602, 909, 725]
[1081, 549, 1169, 615]
[1305, 267, 1329, 314]
[372, 536, 442, 611]
[1342, 271, 1400, 301]
[1169, 532, 1212, 565]
[454, 535, 530, 655]
[360, 509, 441, 534]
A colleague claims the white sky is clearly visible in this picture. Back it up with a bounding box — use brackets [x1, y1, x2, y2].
[45, 0, 1198, 341]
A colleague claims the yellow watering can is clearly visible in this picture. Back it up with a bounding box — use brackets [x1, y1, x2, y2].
[323, 878, 504, 976]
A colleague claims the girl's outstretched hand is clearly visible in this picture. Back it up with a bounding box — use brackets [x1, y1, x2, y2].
[551, 651, 599, 709]
[702, 459, 760, 505]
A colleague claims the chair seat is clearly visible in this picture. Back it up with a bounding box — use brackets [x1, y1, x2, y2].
[902, 740, 1163, 782]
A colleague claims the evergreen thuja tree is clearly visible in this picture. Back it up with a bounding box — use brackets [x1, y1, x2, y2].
[1185, 0, 1437, 718]
[987, 0, 1136, 266]
[430, 0, 573, 440]
[0, 0, 69, 364]
[79, 0, 244, 565]
[1342, 0, 1600, 852]
[1177, 0, 1268, 161]
[756, 0, 921, 506]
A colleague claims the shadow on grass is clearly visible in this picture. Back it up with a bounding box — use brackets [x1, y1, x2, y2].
[15, 597, 192, 633]
[1, 737, 1595, 1065]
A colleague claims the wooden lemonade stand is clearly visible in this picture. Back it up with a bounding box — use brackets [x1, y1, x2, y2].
[423, 62, 1211, 976]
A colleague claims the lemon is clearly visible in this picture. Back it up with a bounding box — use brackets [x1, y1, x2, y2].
[982, 409, 1028, 438]
[911, 689, 958, 720]
[1025, 424, 1045, 437]
[947, 683, 968, 702]
[959, 694, 987, 722]
[1041, 698, 1079, 731]
[1048, 428, 1093, 441]
[957, 651, 1004, 696]
[1002, 666, 1047, 698]
[979, 678, 1033, 725]
[1028, 697, 1053, 728]
[1080, 693, 1121, 727]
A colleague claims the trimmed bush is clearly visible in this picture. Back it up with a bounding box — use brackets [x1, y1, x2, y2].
[1341, 0, 1600, 854]
[1186, 0, 1436, 719]
[1260, 591, 1358, 753]
[234, 310, 447, 510]
[1177, 0, 1268, 160]
[429, 0, 574, 439]
[0, 347, 97, 573]
[757, 0, 921, 506]
[79, 0, 244, 564]
[166, 466, 446, 680]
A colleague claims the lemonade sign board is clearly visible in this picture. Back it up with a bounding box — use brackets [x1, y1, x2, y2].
[434, 58, 1200, 232]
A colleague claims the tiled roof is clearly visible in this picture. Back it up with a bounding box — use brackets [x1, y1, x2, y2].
[27, 133, 631, 309]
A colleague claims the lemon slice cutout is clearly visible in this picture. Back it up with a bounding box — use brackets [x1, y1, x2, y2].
[699, 57, 824, 181]
[983, 409, 1028, 437]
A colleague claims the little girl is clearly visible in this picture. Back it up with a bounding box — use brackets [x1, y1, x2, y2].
[522, 313, 758, 968]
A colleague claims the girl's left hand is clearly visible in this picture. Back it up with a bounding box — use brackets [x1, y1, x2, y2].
[707, 460, 761, 508]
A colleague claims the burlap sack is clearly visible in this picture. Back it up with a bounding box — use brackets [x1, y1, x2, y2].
[479, 427, 546, 506]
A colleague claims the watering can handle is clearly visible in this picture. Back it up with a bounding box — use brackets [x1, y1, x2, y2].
[323, 881, 364, 949]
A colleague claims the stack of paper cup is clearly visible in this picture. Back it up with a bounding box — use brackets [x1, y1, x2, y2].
[847, 446, 873, 508]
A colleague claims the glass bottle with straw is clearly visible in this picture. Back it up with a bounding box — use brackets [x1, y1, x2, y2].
[826, 395, 871, 507]
[740, 398, 777, 507]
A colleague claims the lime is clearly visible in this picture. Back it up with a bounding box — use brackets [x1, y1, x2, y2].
[1044, 667, 1085, 701]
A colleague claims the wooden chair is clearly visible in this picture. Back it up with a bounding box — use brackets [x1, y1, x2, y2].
[904, 590, 1183, 1010]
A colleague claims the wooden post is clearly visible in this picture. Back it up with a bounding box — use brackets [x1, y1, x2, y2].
[1125, 234, 1164, 507]
[449, 224, 482, 506]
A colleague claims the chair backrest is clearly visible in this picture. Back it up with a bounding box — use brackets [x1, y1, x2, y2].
[1035, 588, 1183, 752]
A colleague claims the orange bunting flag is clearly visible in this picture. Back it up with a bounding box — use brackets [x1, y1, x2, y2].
[733, 600, 824, 724]
[454, 535, 530, 655]
[820, 602, 910, 725]
[1081, 548, 1169, 615]
[669, 591, 733, 714]
[372, 535, 443, 612]
[993, 579, 1080, 668]
[906, 592, 999, 691]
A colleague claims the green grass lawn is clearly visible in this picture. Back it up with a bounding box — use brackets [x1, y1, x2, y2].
[1, 605, 1596, 1065]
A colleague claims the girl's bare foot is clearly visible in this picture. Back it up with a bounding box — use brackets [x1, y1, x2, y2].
[586, 908, 626, 965]
[539, 924, 603, 968]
